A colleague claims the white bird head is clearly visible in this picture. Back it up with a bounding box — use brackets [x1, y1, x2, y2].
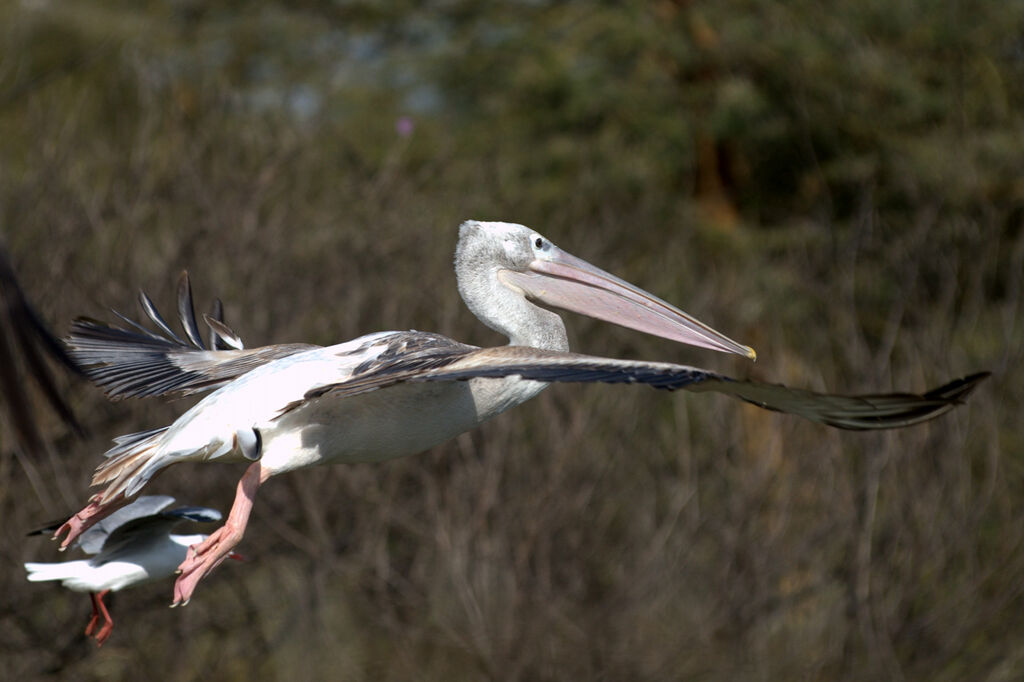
[455, 220, 756, 359]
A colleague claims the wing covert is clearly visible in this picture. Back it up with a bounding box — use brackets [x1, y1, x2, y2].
[67, 272, 316, 399]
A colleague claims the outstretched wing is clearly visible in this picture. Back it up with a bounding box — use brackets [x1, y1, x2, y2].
[25, 495, 180, 555]
[77, 495, 178, 554]
[294, 345, 987, 430]
[96, 504, 223, 563]
[68, 272, 317, 399]
[683, 370, 988, 429]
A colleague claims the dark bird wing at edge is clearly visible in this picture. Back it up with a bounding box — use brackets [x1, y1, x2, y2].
[291, 345, 988, 431]
[67, 272, 317, 400]
[0, 244, 84, 454]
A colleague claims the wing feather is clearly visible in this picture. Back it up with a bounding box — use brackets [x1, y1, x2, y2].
[176, 272, 206, 349]
[276, 332, 477, 415]
[686, 371, 989, 429]
[77, 495, 177, 554]
[138, 289, 187, 346]
[421, 348, 987, 430]
[67, 272, 317, 399]
[97, 503, 223, 562]
[204, 313, 243, 350]
[291, 344, 987, 431]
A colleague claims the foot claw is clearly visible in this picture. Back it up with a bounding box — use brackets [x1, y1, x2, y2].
[167, 463, 261, 606]
[170, 531, 238, 605]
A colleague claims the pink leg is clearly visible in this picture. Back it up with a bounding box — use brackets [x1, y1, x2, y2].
[172, 462, 268, 606]
[54, 495, 129, 550]
[86, 590, 113, 646]
[84, 591, 104, 636]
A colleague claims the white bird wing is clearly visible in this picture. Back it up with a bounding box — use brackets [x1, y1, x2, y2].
[291, 345, 988, 431]
[76, 495, 178, 554]
[96, 504, 222, 563]
[25, 494, 175, 553]
[67, 272, 317, 399]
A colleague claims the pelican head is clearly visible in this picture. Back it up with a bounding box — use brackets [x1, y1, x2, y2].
[455, 221, 756, 359]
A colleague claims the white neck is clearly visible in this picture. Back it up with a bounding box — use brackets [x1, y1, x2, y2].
[455, 254, 569, 352]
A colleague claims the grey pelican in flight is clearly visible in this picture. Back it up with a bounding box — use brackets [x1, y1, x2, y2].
[27, 496, 233, 645]
[54, 221, 986, 606]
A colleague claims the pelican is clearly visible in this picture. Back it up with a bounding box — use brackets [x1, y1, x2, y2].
[26, 496, 232, 646]
[54, 221, 986, 606]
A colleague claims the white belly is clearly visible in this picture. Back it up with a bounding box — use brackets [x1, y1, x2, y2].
[258, 376, 548, 474]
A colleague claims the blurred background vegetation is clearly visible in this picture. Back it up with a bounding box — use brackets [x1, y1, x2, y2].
[1, 1, 1021, 679]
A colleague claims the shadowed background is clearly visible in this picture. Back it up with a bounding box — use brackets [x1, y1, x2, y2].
[1, 1, 1021, 680]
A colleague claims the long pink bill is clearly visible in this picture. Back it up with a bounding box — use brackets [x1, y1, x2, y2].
[499, 246, 756, 360]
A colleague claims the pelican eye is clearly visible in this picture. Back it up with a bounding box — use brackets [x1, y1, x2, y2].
[532, 236, 548, 250]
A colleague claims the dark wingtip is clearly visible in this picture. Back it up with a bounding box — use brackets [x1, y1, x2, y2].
[924, 371, 991, 403]
[26, 521, 63, 537]
[163, 506, 223, 524]
[841, 371, 991, 430]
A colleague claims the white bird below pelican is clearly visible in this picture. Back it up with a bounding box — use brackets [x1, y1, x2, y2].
[53, 221, 986, 607]
[27, 496, 234, 645]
